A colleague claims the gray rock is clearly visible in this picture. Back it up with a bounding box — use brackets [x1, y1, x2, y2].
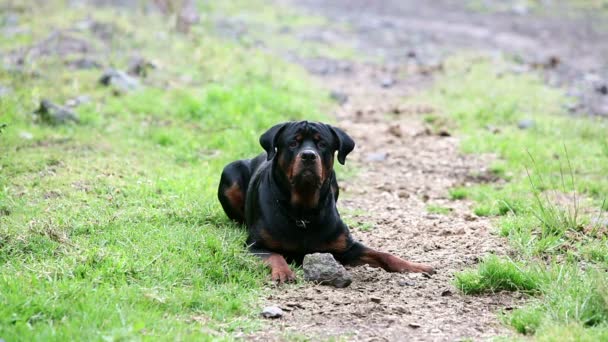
[303, 253, 352, 288]
[330, 90, 348, 105]
[596, 83, 608, 96]
[365, 152, 387, 162]
[127, 57, 156, 77]
[381, 77, 395, 88]
[19, 131, 33, 140]
[517, 119, 535, 129]
[0, 85, 11, 97]
[99, 69, 140, 93]
[261, 306, 283, 319]
[33, 99, 79, 125]
[398, 279, 416, 287]
[591, 217, 608, 228]
[68, 58, 102, 70]
[65, 95, 91, 107]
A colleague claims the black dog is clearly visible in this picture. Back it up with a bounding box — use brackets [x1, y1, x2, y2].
[218, 121, 434, 282]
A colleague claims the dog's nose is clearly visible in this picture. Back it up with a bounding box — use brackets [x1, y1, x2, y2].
[301, 150, 317, 162]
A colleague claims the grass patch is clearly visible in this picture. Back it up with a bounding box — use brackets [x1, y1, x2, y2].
[430, 55, 608, 338]
[426, 204, 452, 215]
[449, 187, 468, 200]
[0, 1, 327, 339]
[455, 255, 541, 295]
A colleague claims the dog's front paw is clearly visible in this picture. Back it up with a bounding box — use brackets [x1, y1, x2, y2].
[411, 263, 436, 275]
[271, 266, 296, 284]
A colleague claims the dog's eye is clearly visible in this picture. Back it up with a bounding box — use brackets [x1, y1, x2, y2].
[317, 141, 327, 148]
[289, 140, 299, 148]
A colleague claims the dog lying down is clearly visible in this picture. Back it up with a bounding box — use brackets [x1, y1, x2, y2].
[218, 121, 435, 283]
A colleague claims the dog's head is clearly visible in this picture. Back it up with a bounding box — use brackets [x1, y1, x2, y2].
[260, 121, 354, 206]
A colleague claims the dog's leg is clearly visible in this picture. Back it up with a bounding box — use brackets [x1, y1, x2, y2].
[335, 241, 435, 274]
[249, 246, 296, 283]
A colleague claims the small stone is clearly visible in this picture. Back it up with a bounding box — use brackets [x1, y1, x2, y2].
[99, 69, 140, 93]
[127, 57, 156, 77]
[261, 306, 283, 319]
[486, 125, 501, 134]
[388, 124, 402, 137]
[596, 83, 608, 95]
[517, 119, 535, 130]
[397, 191, 410, 199]
[512, 4, 529, 15]
[65, 95, 91, 107]
[19, 131, 33, 140]
[398, 280, 416, 287]
[33, 99, 80, 125]
[330, 90, 348, 105]
[381, 77, 395, 88]
[370, 297, 381, 303]
[464, 214, 477, 221]
[68, 58, 102, 70]
[365, 152, 387, 162]
[441, 289, 453, 297]
[303, 253, 352, 288]
[437, 129, 451, 137]
[408, 323, 421, 329]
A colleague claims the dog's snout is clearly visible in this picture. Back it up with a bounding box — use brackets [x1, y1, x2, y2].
[300, 150, 317, 162]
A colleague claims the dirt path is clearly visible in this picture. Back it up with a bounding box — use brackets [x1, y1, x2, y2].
[246, 62, 515, 340]
[244, 1, 608, 340]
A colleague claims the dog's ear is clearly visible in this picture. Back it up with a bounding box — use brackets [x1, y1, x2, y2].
[328, 125, 355, 165]
[260, 122, 289, 160]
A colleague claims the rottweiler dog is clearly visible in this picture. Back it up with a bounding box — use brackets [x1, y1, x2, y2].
[218, 121, 435, 283]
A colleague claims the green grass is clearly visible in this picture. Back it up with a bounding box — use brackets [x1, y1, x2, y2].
[0, 1, 327, 340]
[425, 56, 608, 339]
[449, 187, 468, 200]
[426, 204, 452, 215]
[455, 255, 541, 295]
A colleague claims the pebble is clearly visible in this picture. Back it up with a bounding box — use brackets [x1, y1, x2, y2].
[381, 77, 395, 88]
[398, 280, 416, 287]
[517, 119, 535, 129]
[19, 131, 33, 140]
[365, 152, 387, 162]
[261, 306, 283, 319]
[330, 90, 348, 105]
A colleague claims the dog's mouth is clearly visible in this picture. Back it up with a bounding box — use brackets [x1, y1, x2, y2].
[291, 166, 322, 188]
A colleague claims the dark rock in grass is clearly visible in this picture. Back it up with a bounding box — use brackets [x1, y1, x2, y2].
[99, 69, 140, 93]
[127, 57, 156, 77]
[261, 306, 283, 319]
[34, 99, 79, 125]
[517, 119, 535, 129]
[67, 58, 102, 70]
[330, 90, 348, 105]
[303, 253, 352, 288]
[594, 100, 608, 116]
[596, 83, 608, 96]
